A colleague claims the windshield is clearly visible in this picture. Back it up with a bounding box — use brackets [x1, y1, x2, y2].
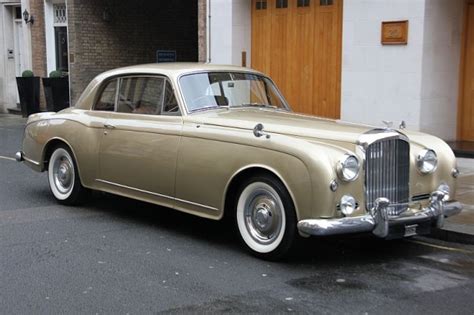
[179, 72, 290, 113]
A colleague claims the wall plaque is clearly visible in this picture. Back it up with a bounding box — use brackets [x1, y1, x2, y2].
[381, 20, 408, 45]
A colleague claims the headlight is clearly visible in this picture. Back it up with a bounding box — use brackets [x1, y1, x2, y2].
[337, 154, 360, 182]
[416, 149, 438, 174]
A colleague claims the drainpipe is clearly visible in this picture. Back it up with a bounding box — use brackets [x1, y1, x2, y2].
[206, 0, 211, 63]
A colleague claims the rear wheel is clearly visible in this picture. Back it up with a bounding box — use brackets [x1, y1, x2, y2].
[48, 145, 89, 205]
[235, 174, 297, 260]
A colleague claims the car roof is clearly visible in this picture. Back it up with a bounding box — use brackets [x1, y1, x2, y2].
[74, 63, 268, 111]
[96, 63, 265, 81]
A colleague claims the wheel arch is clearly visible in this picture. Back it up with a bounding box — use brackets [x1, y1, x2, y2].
[222, 165, 299, 221]
[42, 137, 85, 186]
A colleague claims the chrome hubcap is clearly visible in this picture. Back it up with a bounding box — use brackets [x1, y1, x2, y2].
[254, 202, 273, 231]
[244, 188, 283, 245]
[53, 155, 73, 194]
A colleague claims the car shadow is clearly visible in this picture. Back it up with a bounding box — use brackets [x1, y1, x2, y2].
[79, 192, 451, 266]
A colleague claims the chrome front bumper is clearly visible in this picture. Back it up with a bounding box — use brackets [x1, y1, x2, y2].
[298, 191, 463, 238]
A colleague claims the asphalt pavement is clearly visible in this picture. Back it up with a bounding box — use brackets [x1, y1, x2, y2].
[0, 114, 473, 314]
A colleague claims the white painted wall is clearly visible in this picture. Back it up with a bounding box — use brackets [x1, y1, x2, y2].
[341, 0, 464, 140]
[209, 0, 251, 66]
[341, 0, 426, 130]
[419, 0, 464, 140]
[44, 0, 55, 74]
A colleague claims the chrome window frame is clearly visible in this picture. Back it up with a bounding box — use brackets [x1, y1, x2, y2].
[92, 73, 182, 116]
[176, 70, 292, 114]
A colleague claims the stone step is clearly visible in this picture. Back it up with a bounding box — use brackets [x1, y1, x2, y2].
[7, 107, 22, 115]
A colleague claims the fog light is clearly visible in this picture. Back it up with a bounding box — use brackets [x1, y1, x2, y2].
[340, 195, 357, 216]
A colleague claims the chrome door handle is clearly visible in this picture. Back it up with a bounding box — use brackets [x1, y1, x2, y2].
[104, 123, 115, 129]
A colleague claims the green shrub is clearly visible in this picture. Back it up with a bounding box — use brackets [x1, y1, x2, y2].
[21, 70, 34, 77]
[49, 70, 62, 78]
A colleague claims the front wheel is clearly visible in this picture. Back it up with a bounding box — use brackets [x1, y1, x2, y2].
[48, 145, 89, 205]
[235, 175, 297, 260]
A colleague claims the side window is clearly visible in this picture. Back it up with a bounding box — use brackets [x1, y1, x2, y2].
[162, 80, 180, 114]
[117, 77, 164, 115]
[95, 79, 117, 111]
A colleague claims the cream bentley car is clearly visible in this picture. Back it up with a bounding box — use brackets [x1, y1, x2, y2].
[17, 63, 462, 259]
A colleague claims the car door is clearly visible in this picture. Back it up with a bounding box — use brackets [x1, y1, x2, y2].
[97, 75, 182, 208]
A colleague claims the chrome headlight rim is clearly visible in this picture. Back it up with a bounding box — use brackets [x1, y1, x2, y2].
[416, 149, 438, 174]
[336, 154, 361, 182]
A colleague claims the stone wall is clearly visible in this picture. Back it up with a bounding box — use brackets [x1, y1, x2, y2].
[67, 0, 199, 104]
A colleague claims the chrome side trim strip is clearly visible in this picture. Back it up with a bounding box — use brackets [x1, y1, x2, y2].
[96, 179, 172, 199]
[23, 155, 41, 166]
[174, 197, 219, 212]
[95, 179, 219, 211]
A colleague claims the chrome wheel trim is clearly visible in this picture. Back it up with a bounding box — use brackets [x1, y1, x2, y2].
[236, 182, 286, 253]
[48, 148, 75, 200]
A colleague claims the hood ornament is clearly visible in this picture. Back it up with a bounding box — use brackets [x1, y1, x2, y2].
[399, 120, 406, 129]
[382, 120, 393, 129]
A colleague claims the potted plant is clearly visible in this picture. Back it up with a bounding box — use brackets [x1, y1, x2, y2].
[42, 70, 70, 112]
[16, 70, 40, 117]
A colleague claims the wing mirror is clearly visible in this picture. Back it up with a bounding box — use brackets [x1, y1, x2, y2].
[253, 123, 271, 139]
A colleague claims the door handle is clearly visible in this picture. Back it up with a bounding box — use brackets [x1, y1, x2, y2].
[104, 123, 115, 129]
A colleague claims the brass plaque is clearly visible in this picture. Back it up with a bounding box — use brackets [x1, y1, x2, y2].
[381, 20, 408, 45]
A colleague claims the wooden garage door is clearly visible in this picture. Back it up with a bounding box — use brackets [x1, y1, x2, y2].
[460, 1, 474, 141]
[251, 0, 342, 118]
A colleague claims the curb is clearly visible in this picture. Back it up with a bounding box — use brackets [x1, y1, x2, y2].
[428, 228, 474, 245]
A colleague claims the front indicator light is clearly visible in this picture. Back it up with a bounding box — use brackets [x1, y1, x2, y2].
[340, 195, 357, 216]
[437, 183, 450, 202]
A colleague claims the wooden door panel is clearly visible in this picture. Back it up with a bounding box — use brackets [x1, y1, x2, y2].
[251, 0, 342, 119]
[251, 4, 272, 75]
[460, 4, 474, 140]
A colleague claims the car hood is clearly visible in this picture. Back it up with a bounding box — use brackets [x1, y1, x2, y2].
[190, 108, 383, 144]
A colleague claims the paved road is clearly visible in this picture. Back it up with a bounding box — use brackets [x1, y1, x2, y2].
[0, 115, 473, 314]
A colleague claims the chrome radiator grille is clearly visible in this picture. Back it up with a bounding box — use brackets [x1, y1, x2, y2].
[365, 138, 410, 216]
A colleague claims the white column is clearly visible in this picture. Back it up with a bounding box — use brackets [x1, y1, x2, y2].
[209, 0, 251, 66]
[419, 0, 464, 140]
[44, 0, 55, 74]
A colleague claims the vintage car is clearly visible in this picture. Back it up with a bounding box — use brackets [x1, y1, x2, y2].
[17, 63, 462, 259]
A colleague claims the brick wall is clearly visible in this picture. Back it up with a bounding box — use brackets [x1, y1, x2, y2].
[67, 0, 200, 105]
[29, 0, 47, 109]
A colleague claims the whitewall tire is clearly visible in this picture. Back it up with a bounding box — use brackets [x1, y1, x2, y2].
[235, 175, 297, 260]
[48, 145, 89, 205]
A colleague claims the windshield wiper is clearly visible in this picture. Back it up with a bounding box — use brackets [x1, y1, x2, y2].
[232, 103, 287, 111]
[190, 105, 229, 113]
